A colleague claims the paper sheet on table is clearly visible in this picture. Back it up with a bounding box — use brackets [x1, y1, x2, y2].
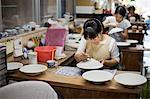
[55, 67, 81, 76]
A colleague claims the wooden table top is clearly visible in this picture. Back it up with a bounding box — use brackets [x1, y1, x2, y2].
[128, 30, 144, 33]
[131, 22, 147, 25]
[7, 50, 75, 65]
[9, 66, 143, 94]
[118, 44, 150, 51]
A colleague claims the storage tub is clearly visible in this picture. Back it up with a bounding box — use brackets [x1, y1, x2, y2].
[35, 46, 56, 62]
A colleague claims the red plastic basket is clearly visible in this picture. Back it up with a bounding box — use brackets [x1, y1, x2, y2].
[35, 46, 56, 62]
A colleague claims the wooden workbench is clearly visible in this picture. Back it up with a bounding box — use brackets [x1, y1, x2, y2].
[8, 66, 144, 99]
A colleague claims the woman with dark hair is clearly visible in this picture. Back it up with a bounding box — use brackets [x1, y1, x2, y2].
[103, 6, 131, 41]
[74, 18, 119, 68]
[127, 6, 140, 22]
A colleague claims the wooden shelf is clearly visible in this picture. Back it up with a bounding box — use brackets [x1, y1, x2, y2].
[2, 5, 17, 8]
[0, 27, 47, 43]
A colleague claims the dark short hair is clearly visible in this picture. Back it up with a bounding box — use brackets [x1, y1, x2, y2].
[83, 18, 104, 40]
[115, 6, 126, 17]
[128, 6, 135, 12]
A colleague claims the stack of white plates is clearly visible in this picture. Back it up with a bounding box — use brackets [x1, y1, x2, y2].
[82, 70, 113, 83]
[116, 42, 130, 47]
[114, 73, 147, 86]
[77, 58, 103, 70]
[7, 62, 23, 71]
[19, 64, 47, 76]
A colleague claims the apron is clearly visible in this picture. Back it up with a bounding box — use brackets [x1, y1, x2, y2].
[85, 35, 111, 61]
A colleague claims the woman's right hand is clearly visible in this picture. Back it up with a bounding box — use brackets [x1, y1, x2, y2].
[74, 52, 90, 62]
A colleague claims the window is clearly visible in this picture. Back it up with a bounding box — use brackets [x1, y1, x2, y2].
[1, 0, 35, 31]
[40, 0, 57, 23]
[0, 0, 75, 32]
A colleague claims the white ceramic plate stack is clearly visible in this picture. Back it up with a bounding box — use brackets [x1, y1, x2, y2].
[116, 42, 131, 47]
[77, 58, 103, 70]
[19, 64, 47, 76]
[7, 62, 23, 71]
[82, 70, 113, 83]
[114, 73, 147, 86]
[126, 39, 138, 44]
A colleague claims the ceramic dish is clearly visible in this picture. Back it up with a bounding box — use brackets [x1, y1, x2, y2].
[126, 39, 138, 44]
[108, 27, 123, 34]
[114, 73, 147, 86]
[7, 62, 23, 71]
[82, 70, 113, 82]
[19, 64, 47, 76]
[116, 42, 131, 46]
[77, 58, 103, 70]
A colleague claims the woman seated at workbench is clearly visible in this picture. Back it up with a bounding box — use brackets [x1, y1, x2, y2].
[103, 6, 131, 42]
[74, 18, 120, 68]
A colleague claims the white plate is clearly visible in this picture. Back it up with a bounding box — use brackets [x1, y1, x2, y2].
[82, 70, 113, 82]
[77, 58, 103, 70]
[19, 64, 47, 75]
[109, 27, 123, 34]
[66, 42, 79, 48]
[126, 39, 138, 44]
[114, 73, 147, 86]
[7, 62, 23, 70]
[116, 42, 130, 46]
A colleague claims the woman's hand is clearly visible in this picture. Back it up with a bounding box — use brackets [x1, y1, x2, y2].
[100, 59, 118, 67]
[108, 23, 118, 28]
[74, 52, 90, 62]
[121, 29, 128, 40]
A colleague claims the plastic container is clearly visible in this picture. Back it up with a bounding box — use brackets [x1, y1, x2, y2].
[28, 52, 37, 64]
[35, 46, 56, 62]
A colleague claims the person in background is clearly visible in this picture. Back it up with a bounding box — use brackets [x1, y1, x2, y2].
[145, 15, 150, 29]
[74, 18, 120, 68]
[103, 6, 131, 41]
[44, 22, 51, 28]
[126, 6, 140, 22]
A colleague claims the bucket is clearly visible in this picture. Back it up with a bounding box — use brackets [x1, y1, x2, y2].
[35, 46, 56, 62]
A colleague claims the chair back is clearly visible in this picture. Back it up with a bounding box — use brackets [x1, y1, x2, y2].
[0, 81, 58, 99]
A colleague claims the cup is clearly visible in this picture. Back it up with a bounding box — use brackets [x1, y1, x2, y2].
[132, 25, 137, 33]
[47, 60, 56, 67]
[138, 26, 143, 33]
[55, 46, 63, 57]
[28, 52, 37, 64]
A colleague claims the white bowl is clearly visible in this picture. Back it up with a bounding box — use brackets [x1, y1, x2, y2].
[116, 42, 130, 46]
[77, 58, 103, 70]
[126, 39, 138, 44]
[7, 62, 23, 71]
[109, 27, 123, 34]
[47, 60, 55, 67]
[19, 64, 47, 76]
[114, 73, 147, 86]
[82, 70, 113, 82]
